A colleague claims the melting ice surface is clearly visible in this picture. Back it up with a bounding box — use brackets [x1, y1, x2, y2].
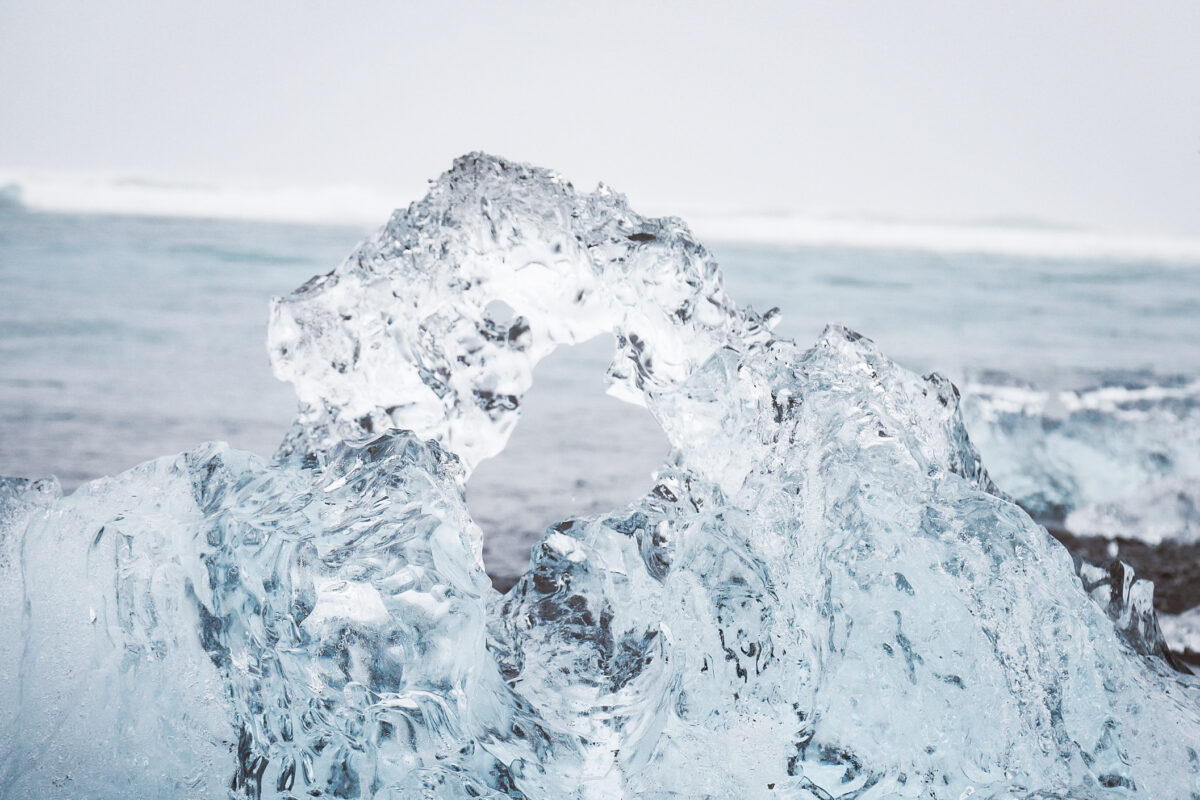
[3, 154, 1200, 799]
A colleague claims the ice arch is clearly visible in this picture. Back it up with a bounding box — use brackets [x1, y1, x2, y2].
[268, 153, 779, 483]
[465, 334, 670, 588]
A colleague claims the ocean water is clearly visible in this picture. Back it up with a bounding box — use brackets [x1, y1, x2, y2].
[3, 204, 1200, 580]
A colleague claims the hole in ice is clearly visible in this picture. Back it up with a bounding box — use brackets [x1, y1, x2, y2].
[466, 334, 670, 592]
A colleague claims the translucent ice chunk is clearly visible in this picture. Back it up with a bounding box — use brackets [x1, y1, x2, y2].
[491, 327, 1200, 797]
[1, 464, 233, 797]
[268, 154, 776, 473]
[3, 154, 1199, 798]
[1076, 558, 1180, 667]
[961, 373, 1200, 543]
[2, 436, 507, 799]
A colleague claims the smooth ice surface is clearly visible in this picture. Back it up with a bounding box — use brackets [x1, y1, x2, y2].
[3, 154, 1200, 798]
[961, 373, 1200, 543]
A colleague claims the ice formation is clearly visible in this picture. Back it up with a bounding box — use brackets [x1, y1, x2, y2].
[3, 154, 1200, 799]
[961, 374, 1200, 543]
[1074, 558, 1180, 668]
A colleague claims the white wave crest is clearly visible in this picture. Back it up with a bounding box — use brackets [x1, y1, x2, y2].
[5, 167, 1200, 262]
[687, 212, 1200, 263]
[0, 168, 407, 228]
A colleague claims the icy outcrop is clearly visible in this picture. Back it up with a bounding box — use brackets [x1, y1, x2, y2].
[961, 374, 1200, 542]
[3, 154, 1200, 798]
[1075, 558, 1180, 668]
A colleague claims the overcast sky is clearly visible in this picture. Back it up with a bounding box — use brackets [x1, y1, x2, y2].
[2, 1, 1198, 234]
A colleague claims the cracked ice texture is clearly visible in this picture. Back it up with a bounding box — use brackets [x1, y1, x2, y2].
[2, 154, 1200, 798]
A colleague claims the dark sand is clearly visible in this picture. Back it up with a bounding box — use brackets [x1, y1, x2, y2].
[1044, 524, 1200, 615]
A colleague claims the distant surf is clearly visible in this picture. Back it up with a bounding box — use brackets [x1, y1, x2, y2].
[0, 168, 399, 228]
[4, 167, 1200, 262]
[687, 212, 1200, 263]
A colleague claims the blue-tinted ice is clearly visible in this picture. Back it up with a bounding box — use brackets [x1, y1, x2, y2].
[961, 374, 1200, 544]
[2, 155, 1199, 798]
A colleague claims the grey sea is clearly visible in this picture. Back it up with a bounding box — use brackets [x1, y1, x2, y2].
[3, 205, 1200, 584]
